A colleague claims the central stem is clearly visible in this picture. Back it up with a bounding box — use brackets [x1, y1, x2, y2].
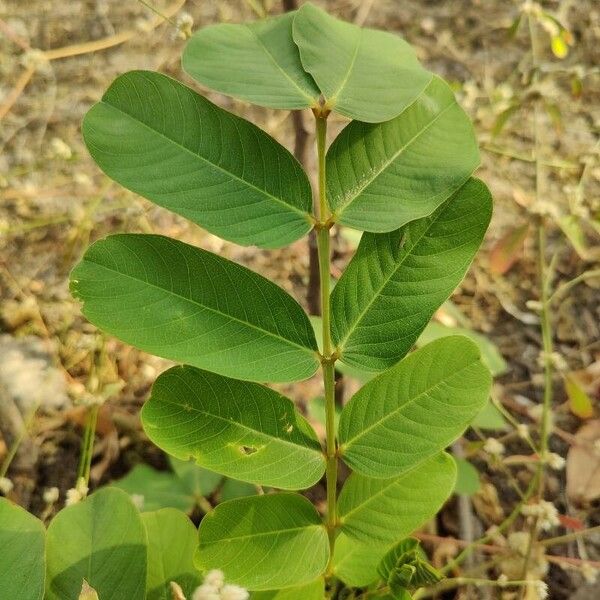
[315, 114, 338, 561]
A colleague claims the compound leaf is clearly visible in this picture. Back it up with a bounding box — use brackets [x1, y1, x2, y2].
[338, 453, 456, 544]
[142, 366, 325, 490]
[196, 493, 329, 590]
[332, 178, 492, 371]
[338, 337, 491, 479]
[326, 76, 479, 231]
[83, 70, 313, 249]
[70, 234, 319, 383]
[183, 11, 320, 110]
[0, 498, 45, 600]
[46, 488, 147, 600]
[142, 509, 201, 600]
[292, 3, 431, 122]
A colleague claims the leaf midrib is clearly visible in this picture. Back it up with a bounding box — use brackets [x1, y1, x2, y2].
[331, 82, 458, 215]
[79, 247, 317, 358]
[326, 27, 362, 107]
[204, 522, 324, 544]
[335, 192, 463, 352]
[149, 388, 324, 460]
[340, 355, 481, 451]
[340, 456, 449, 521]
[246, 23, 318, 105]
[95, 91, 311, 221]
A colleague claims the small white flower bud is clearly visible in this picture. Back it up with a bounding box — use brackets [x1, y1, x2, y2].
[484, 437, 505, 457]
[545, 452, 565, 470]
[203, 570, 224, 589]
[192, 585, 220, 600]
[0, 477, 14, 495]
[43, 487, 60, 504]
[131, 494, 145, 510]
[220, 584, 249, 600]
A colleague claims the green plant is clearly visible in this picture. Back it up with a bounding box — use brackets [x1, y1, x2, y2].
[0, 4, 495, 599]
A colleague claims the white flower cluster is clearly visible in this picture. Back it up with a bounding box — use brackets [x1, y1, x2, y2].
[530, 579, 548, 600]
[65, 477, 89, 506]
[192, 570, 248, 600]
[544, 452, 565, 470]
[521, 500, 560, 531]
[0, 476, 13, 495]
[484, 437, 505, 458]
[43, 487, 60, 505]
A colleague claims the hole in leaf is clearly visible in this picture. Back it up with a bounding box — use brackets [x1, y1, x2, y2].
[240, 445, 258, 456]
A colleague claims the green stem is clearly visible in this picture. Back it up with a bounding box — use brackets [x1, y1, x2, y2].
[77, 404, 99, 486]
[315, 114, 338, 565]
[518, 15, 555, 593]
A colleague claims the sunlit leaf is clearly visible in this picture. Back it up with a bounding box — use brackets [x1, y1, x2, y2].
[338, 453, 456, 544]
[142, 366, 325, 489]
[292, 2, 431, 122]
[339, 337, 491, 479]
[83, 71, 313, 248]
[326, 77, 479, 232]
[183, 11, 320, 110]
[70, 234, 319, 383]
[196, 493, 329, 590]
[332, 179, 492, 371]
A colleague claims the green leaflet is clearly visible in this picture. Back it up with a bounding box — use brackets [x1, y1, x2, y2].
[327, 77, 480, 232]
[292, 3, 431, 122]
[142, 366, 325, 490]
[0, 499, 45, 600]
[338, 453, 456, 544]
[417, 320, 507, 377]
[196, 493, 329, 590]
[70, 234, 319, 383]
[453, 457, 481, 496]
[45, 488, 147, 600]
[112, 458, 222, 513]
[377, 538, 441, 596]
[338, 337, 491, 479]
[142, 509, 202, 600]
[332, 533, 388, 587]
[183, 11, 320, 110]
[332, 178, 492, 371]
[82, 70, 313, 249]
